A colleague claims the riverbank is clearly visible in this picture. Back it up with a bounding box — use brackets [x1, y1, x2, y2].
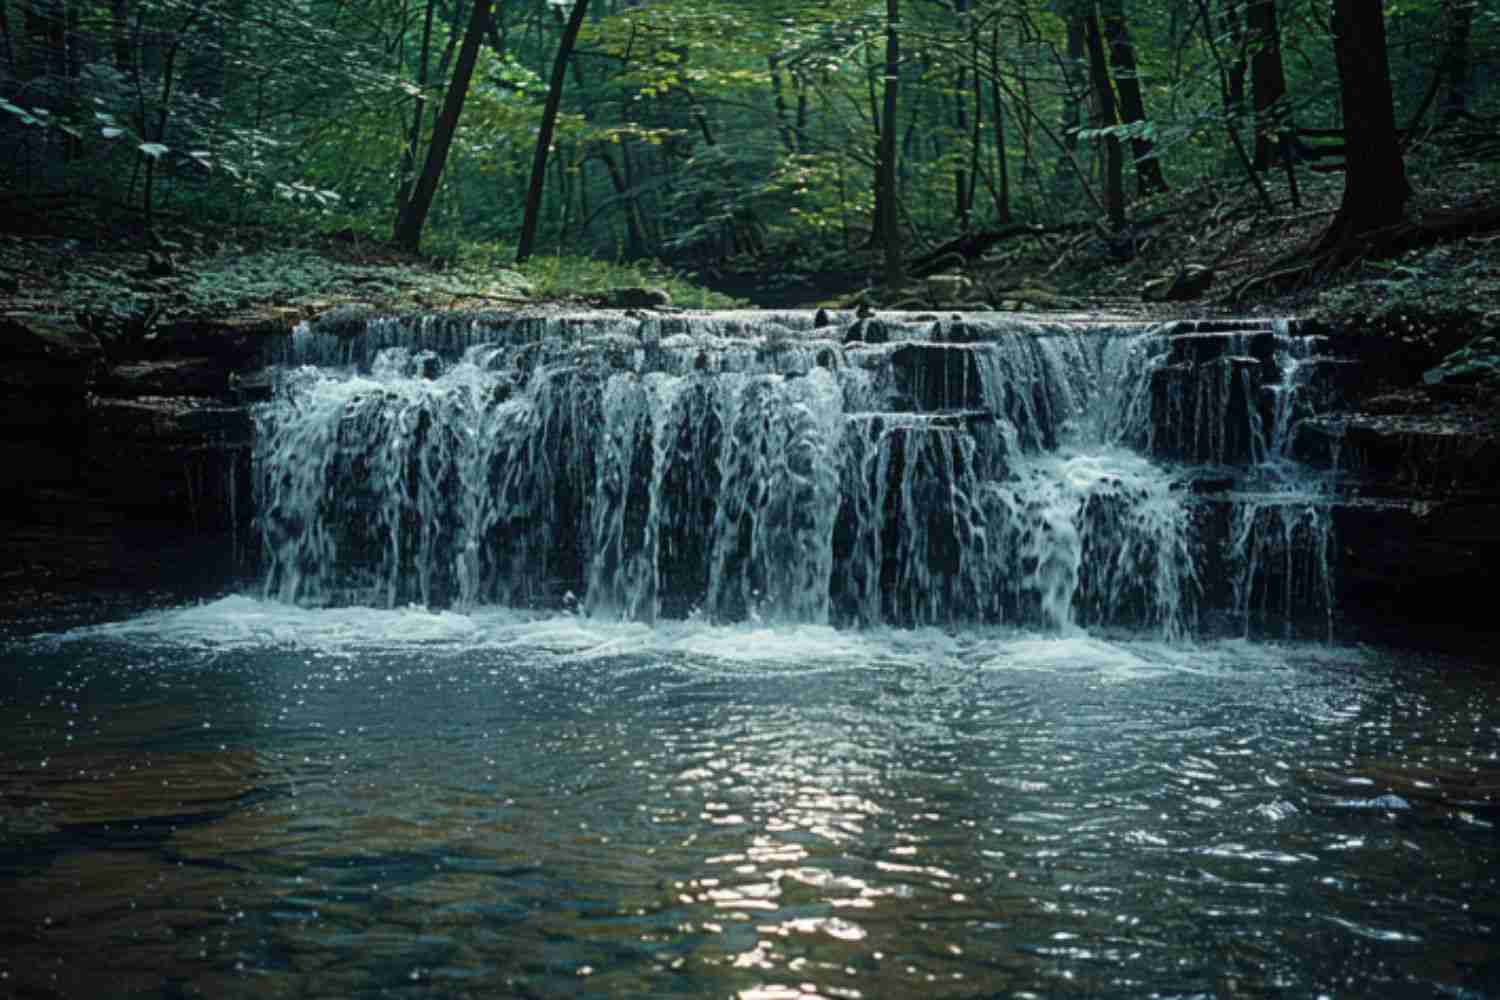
[3, 166, 1498, 639]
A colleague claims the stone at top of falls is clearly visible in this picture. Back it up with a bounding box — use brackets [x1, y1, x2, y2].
[276, 308, 1219, 374]
[590, 287, 673, 309]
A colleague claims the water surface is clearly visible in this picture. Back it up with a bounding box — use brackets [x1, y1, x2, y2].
[3, 598, 1497, 997]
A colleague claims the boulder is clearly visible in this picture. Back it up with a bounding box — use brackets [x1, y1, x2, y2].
[0, 313, 103, 364]
[597, 287, 672, 309]
[1143, 264, 1215, 302]
[925, 273, 972, 304]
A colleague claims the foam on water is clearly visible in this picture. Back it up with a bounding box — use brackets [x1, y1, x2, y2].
[49, 595, 1370, 684]
[240, 312, 1353, 637]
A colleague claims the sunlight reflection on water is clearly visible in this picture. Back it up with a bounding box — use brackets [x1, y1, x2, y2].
[3, 597, 1498, 998]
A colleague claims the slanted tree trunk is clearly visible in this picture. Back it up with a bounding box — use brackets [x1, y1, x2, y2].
[1101, 0, 1168, 196]
[516, 0, 590, 264]
[1082, 13, 1126, 230]
[1318, 0, 1409, 251]
[879, 0, 903, 288]
[392, 0, 493, 252]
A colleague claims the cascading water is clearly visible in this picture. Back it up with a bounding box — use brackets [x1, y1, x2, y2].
[253, 310, 1344, 636]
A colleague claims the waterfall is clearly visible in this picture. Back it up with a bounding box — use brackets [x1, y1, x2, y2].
[252, 311, 1346, 635]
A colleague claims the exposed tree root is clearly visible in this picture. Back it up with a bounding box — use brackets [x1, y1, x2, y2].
[1233, 202, 1500, 301]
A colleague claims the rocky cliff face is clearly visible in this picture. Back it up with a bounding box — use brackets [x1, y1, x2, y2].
[1, 314, 266, 614]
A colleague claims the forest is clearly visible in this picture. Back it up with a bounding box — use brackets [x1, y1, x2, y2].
[1, 0, 1498, 345]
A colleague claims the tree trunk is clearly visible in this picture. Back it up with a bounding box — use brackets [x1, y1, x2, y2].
[1247, 0, 1289, 169]
[108, 0, 130, 72]
[392, 0, 493, 253]
[1082, 14, 1125, 230]
[0, 2, 14, 76]
[516, 0, 590, 264]
[1101, 2, 1167, 196]
[1223, 0, 1246, 120]
[1054, 16, 1087, 195]
[395, 0, 437, 218]
[1318, 0, 1410, 251]
[590, 145, 645, 258]
[1440, 0, 1474, 122]
[952, 0, 970, 228]
[769, 53, 796, 152]
[880, 0, 903, 288]
[988, 24, 1011, 223]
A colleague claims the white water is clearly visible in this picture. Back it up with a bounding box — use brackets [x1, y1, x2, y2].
[252, 313, 1341, 636]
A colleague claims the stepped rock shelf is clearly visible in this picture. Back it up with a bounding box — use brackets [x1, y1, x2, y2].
[6, 308, 1495, 642]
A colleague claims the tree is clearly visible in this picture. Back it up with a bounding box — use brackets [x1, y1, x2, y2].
[1440, 0, 1476, 122]
[1101, 0, 1168, 196]
[1317, 0, 1409, 252]
[1246, 0, 1288, 170]
[879, 0, 902, 287]
[1081, 12, 1125, 230]
[516, 0, 590, 264]
[393, 0, 494, 252]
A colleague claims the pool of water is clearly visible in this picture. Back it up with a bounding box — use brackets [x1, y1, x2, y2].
[3, 597, 1498, 998]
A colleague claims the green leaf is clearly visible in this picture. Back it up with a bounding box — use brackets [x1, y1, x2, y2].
[138, 142, 169, 159]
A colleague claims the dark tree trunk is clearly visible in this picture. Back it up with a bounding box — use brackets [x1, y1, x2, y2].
[988, 24, 1011, 223]
[1247, 0, 1289, 169]
[880, 0, 903, 287]
[109, 0, 131, 72]
[0, 2, 14, 75]
[1054, 15, 1087, 194]
[590, 146, 645, 258]
[516, 0, 590, 264]
[952, 0, 970, 228]
[1223, 0, 1246, 119]
[1318, 0, 1410, 251]
[1101, 1, 1168, 195]
[1440, 0, 1474, 122]
[392, 0, 493, 252]
[769, 53, 796, 152]
[395, 0, 437, 218]
[1082, 14, 1126, 230]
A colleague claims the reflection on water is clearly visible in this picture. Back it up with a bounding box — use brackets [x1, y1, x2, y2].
[2, 597, 1498, 998]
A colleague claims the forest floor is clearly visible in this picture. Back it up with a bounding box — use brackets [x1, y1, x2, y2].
[2, 149, 1498, 393]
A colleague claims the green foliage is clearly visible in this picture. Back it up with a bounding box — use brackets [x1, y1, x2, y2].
[514, 251, 746, 308]
[1430, 330, 1500, 386]
[1, 0, 1497, 299]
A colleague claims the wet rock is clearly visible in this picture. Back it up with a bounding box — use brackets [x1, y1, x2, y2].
[888, 344, 985, 411]
[95, 358, 231, 397]
[0, 313, 104, 363]
[312, 303, 378, 338]
[925, 273, 972, 304]
[843, 318, 889, 345]
[596, 287, 672, 309]
[1143, 265, 1214, 302]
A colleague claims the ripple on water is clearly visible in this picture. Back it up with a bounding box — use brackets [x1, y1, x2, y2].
[1, 600, 1497, 998]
